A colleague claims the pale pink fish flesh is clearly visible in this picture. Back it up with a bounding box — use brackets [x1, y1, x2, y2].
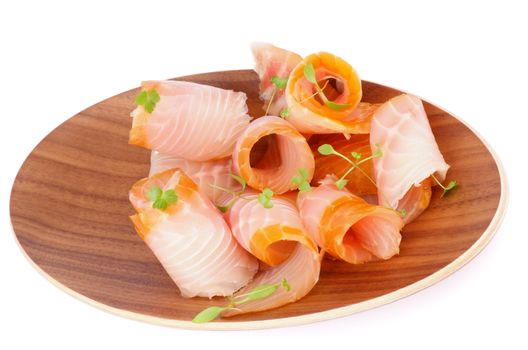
[370, 94, 449, 209]
[130, 80, 251, 161]
[149, 151, 240, 204]
[129, 169, 258, 298]
[251, 42, 302, 115]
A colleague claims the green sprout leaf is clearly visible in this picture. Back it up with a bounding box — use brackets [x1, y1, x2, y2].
[282, 278, 291, 292]
[192, 278, 290, 324]
[241, 284, 279, 302]
[442, 180, 458, 197]
[318, 144, 335, 156]
[325, 100, 350, 111]
[280, 107, 290, 118]
[258, 188, 274, 209]
[135, 89, 160, 113]
[262, 188, 273, 197]
[152, 198, 168, 210]
[135, 91, 147, 105]
[373, 143, 383, 158]
[399, 208, 407, 217]
[335, 178, 348, 190]
[192, 306, 229, 324]
[303, 63, 317, 84]
[299, 182, 312, 193]
[271, 76, 288, 90]
[161, 189, 178, 205]
[291, 168, 312, 193]
[229, 173, 246, 191]
[351, 152, 362, 160]
[432, 175, 459, 198]
[291, 175, 302, 185]
[147, 186, 162, 202]
[147, 186, 178, 210]
[298, 168, 309, 179]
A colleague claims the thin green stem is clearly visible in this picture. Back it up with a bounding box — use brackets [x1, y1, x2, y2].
[264, 88, 277, 116]
[299, 80, 330, 104]
[332, 151, 355, 166]
[208, 183, 237, 195]
[431, 174, 445, 190]
[356, 154, 374, 166]
[338, 164, 356, 182]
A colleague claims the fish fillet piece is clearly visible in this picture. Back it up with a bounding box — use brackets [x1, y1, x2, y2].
[298, 176, 403, 264]
[251, 42, 302, 115]
[149, 152, 239, 205]
[232, 116, 314, 194]
[310, 133, 377, 196]
[129, 169, 258, 298]
[129, 80, 251, 161]
[285, 52, 364, 134]
[223, 192, 321, 316]
[370, 94, 449, 222]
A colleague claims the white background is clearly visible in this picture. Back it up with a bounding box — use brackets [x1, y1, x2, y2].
[1, 1, 526, 348]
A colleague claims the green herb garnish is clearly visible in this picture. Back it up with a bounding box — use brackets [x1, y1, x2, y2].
[192, 278, 291, 323]
[280, 107, 290, 118]
[399, 208, 407, 218]
[334, 178, 348, 190]
[432, 174, 458, 197]
[265, 75, 289, 116]
[271, 76, 288, 89]
[135, 89, 160, 113]
[209, 172, 247, 212]
[147, 186, 178, 210]
[303, 63, 350, 110]
[317, 143, 386, 201]
[258, 188, 274, 208]
[291, 168, 312, 193]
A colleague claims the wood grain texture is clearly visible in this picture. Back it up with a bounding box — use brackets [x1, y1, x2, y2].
[9, 70, 506, 330]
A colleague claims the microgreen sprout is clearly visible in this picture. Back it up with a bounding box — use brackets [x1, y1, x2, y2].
[209, 172, 247, 212]
[146, 186, 178, 210]
[192, 278, 291, 323]
[399, 208, 407, 218]
[303, 63, 350, 111]
[431, 174, 458, 197]
[135, 89, 160, 113]
[317, 143, 386, 201]
[291, 168, 312, 193]
[280, 107, 290, 118]
[258, 188, 274, 208]
[265, 75, 289, 116]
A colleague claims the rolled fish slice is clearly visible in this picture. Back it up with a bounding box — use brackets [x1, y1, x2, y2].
[222, 191, 321, 316]
[149, 152, 240, 205]
[285, 52, 364, 134]
[129, 80, 251, 161]
[129, 169, 258, 298]
[251, 42, 302, 116]
[297, 176, 403, 264]
[232, 115, 315, 194]
[370, 94, 449, 223]
[310, 133, 377, 196]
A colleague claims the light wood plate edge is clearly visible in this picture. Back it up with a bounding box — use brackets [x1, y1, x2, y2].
[9, 82, 509, 331]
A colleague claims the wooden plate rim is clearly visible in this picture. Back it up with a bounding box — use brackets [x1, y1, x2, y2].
[9, 73, 509, 330]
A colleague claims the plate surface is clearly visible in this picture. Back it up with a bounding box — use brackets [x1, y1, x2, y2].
[9, 70, 506, 330]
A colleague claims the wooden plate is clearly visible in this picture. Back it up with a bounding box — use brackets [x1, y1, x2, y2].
[9, 70, 507, 330]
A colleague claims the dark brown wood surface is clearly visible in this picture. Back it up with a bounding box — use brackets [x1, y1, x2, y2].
[9, 70, 503, 326]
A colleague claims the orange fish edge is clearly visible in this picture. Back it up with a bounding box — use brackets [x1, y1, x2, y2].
[128, 169, 199, 240]
[319, 195, 403, 263]
[249, 224, 319, 266]
[287, 52, 362, 118]
[128, 106, 151, 148]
